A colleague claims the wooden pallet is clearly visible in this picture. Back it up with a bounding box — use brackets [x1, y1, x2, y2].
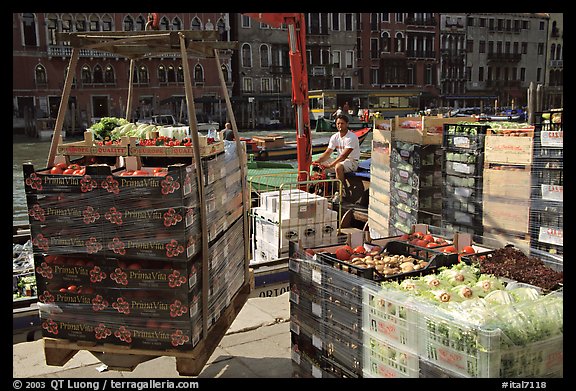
[43, 283, 251, 376]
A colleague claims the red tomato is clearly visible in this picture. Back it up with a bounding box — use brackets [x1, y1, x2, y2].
[67, 285, 78, 293]
[132, 170, 149, 176]
[119, 170, 134, 176]
[461, 246, 476, 254]
[152, 167, 166, 173]
[50, 166, 63, 174]
[426, 242, 440, 248]
[415, 239, 429, 248]
[63, 168, 75, 175]
[423, 234, 435, 243]
[67, 164, 81, 170]
[353, 245, 366, 255]
[441, 245, 457, 254]
[154, 172, 167, 176]
[55, 162, 68, 170]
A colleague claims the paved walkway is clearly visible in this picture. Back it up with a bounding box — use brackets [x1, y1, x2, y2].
[13, 293, 292, 378]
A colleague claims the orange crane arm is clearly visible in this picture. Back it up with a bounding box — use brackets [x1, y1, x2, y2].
[243, 13, 312, 181]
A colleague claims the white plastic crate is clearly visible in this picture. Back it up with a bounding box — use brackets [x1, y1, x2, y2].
[417, 309, 563, 378]
[362, 284, 419, 352]
[362, 329, 420, 378]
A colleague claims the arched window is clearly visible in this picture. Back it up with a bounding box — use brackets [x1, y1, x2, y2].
[194, 64, 204, 82]
[102, 14, 113, 31]
[160, 16, 170, 30]
[395, 32, 404, 52]
[242, 43, 252, 67]
[167, 64, 176, 82]
[46, 13, 58, 45]
[550, 44, 555, 60]
[177, 65, 184, 83]
[555, 44, 561, 60]
[191, 17, 201, 30]
[124, 15, 134, 31]
[64, 66, 77, 87]
[93, 64, 104, 83]
[381, 31, 390, 53]
[81, 65, 92, 84]
[104, 64, 115, 84]
[158, 64, 167, 83]
[172, 17, 182, 31]
[75, 14, 87, 32]
[35, 64, 47, 84]
[220, 64, 229, 83]
[89, 14, 100, 31]
[138, 65, 149, 84]
[136, 15, 146, 31]
[22, 13, 37, 46]
[217, 18, 226, 40]
[260, 44, 270, 67]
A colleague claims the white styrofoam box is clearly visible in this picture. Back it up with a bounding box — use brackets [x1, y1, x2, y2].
[324, 208, 339, 223]
[260, 189, 304, 210]
[252, 238, 288, 264]
[299, 222, 324, 247]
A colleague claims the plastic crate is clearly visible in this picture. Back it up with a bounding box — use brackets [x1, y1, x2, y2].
[316, 240, 458, 283]
[443, 196, 482, 215]
[532, 129, 563, 160]
[441, 207, 482, 229]
[390, 184, 443, 211]
[291, 349, 339, 378]
[362, 284, 419, 352]
[389, 207, 442, 230]
[443, 123, 489, 151]
[363, 329, 420, 378]
[322, 322, 363, 376]
[444, 159, 483, 177]
[391, 142, 443, 171]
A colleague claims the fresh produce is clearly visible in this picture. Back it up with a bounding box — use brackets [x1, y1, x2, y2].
[88, 117, 130, 141]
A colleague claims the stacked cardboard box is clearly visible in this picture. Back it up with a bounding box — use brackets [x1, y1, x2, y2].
[251, 189, 337, 264]
[24, 141, 248, 351]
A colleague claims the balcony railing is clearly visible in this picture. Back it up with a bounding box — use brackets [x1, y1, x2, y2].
[550, 59, 563, 68]
[485, 80, 522, 88]
[405, 17, 436, 26]
[487, 52, 521, 62]
[406, 49, 436, 59]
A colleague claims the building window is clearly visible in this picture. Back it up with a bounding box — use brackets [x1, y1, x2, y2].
[487, 67, 492, 81]
[505, 41, 511, 54]
[261, 78, 271, 92]
[93, 64, 104, 83]
[89, 14, 100, 31]
[426, 65, 433, 85]
[520, 67, 526, 81]
[104, 65, 115, 84]
[194, 64, 203, 83]
[333, 76, 342, 89]
[191, 17, 201, 30]
[81, 65, 92, 84]
[522, 20, 529, 30]
[479, 18, 486, 27]
[488, 41, 494, 54]
[333, 50, 341, 68]
[382, 13, 389, 23]
[513, 42, 519, 54]
[167, 64, 176, 82]
[221, 64, 229, 83]
[344, 77, 352, 89]
[102, 14, 112, 31]
[346, 50, 354, 68]
[260, 44, 270, 68]
[370, 68, 378, 85]
[172, 17, 182, 31]
[370, 13, 378, 31]
[357, 37, 362, 60]
[243, 77, 253, 92]
[332, 13, 340, 30]
[539, 21, 545, 30]
[395, 32, 404, 52]
[22, 13, 37, 46]
[521, 42, 527, 54]
[136, 15, 146, 31]
[479, 41, 485, 54]
[35, 64, 47, 84]
[242, 43, 252, 68]
[478, 66, 484, 82]
[467, 17, 474, 27]
[241, 15, 251, 28]
[177, 65, 184, 83]
[396, 13, 404, 23]
[370, 38, 378, 59]
[124, 15, 134, 31]
[47, 14, 58, 45]
[138, 65, 149, 84]
[489, 18, 494, 30]
[466, 40, 473, 53]
[217, 18, 227, 40]
[537, 67, 541, 82]
[538, 42, 544, 55]
[76, 14, 87, 32]
[380, 33, 389, 54]
[158, 65, 167, 83]
[511, 67, 517, 80]
[344, 14, 353, 31]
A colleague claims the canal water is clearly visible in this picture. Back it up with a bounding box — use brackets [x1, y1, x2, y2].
[13, 129, 372, 226]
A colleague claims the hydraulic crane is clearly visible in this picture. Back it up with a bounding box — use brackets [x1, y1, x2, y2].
[243, 13, 312, 182]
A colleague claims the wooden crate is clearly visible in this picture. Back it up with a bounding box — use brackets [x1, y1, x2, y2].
[56, 131, 129, 157]
[43, 283, 251, 376]
[484, 129, 534, 165]
[482, 197, 530, 234]
[392, 116, 478, 145]
[252, 135, 285, 149]
[482, 164, 532, 200]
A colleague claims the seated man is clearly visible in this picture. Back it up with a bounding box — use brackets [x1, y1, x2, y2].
[221, 122, 234, 141]
[313, 114, 360, 199]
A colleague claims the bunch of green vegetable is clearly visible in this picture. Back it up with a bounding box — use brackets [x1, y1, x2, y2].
[88, 117, 129, 140]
